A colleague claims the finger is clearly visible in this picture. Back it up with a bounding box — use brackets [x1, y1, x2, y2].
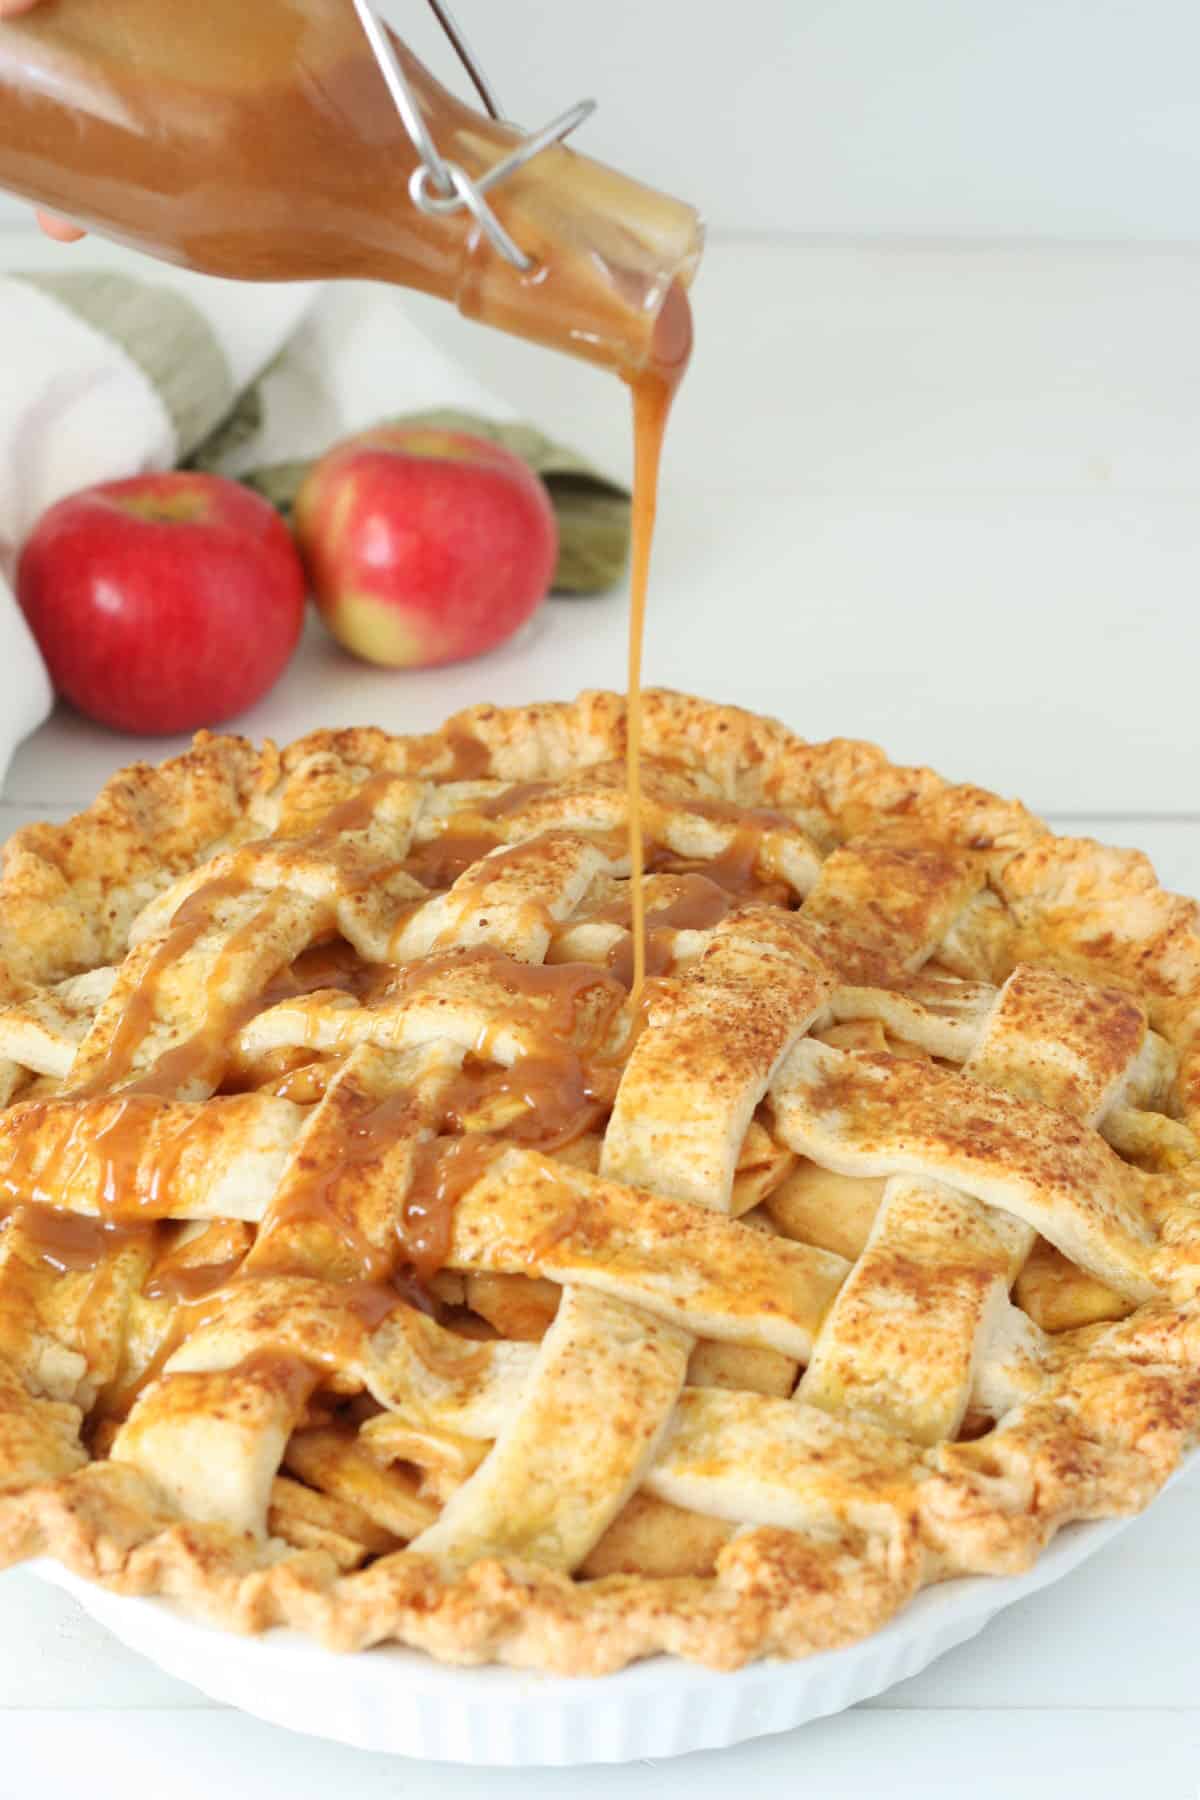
[0, 1, 44, 16]
[36, 210, 87, 243]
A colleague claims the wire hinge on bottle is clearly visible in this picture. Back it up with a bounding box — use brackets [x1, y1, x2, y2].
[352, 0, 595, 272]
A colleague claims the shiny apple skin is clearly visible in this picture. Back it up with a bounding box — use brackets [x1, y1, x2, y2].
[295, 426, 558, 670]
[16, 472, 307, 735]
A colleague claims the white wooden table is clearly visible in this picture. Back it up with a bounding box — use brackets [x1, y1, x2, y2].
[3, 240, 1200, 1796]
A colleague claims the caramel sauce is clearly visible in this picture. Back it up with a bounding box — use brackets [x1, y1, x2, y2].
[72, 874, 250, 1099]
[146, 779, 427, 1099]
[608, 932, 676, 989]
[101, 1257, 428, 1420]
[101, 1310, 319, 1427]
[298, 770, 401, 848]
[624, 281, 694, 1008]
[142, 1254, 247, 1304]
[440, 1053, 613, 1149]
[52, 774, 418, 1223]
[661, 825, 792, 906]
[259, 940, 390, 1008]
[395, 957, 628, 1279]
[620, 872, 733, 933]
[402, 1135, 500, 1284]
[476, 782, 555, 820]
[472, 955, 628, 1042]
[97, 1294, 212, 1420]
[254, 1083, 432, 1284]
[590, 872, 732, 988]
[93, 1094, 195, 1218]
[372, 945, 628, 1050]
[3, 1202, 153, 1274]
[3, 1190, 107, 1416]
[268, 1060, 337, 1106]
[73, 869, 321, 1116]
[341, 1275, 434, 1328]
[443, 729, 493, 780]
[250, 957, 627, 1284]
[289, 940, 375, 994]
[0, 1103, 83, 1214]
[0, 1091, 247, 1226]
[401, 828, 504, 893]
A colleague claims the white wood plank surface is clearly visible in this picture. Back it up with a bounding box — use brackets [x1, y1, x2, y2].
[4, 1702, 1200, 1800]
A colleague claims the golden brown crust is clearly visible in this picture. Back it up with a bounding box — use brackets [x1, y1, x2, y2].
[1, 689, 1200, 1676]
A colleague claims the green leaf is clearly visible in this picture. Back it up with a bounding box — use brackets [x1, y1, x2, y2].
[240, 408, 631, 596]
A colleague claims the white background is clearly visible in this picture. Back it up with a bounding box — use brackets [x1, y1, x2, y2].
[3, 0, 1200, 239]
[3, 0, 1200, 1793]
[400, 0, 1200, 242]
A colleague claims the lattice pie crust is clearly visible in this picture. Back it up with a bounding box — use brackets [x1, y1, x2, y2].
[1, 691, 1200, 1675]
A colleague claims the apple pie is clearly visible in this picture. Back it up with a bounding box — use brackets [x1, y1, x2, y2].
[1, 690, 1199, 1675]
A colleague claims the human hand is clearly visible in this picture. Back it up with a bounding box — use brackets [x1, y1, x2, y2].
[0, 0, 86, 239]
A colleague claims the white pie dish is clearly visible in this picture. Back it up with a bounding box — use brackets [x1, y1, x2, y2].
[30, 1453, 1200, 1767]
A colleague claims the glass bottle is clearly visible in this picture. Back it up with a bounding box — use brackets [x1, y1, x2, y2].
[0, 0, 702, 376]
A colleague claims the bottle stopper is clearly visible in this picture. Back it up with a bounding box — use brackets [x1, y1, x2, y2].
[353, 0, 596, 272]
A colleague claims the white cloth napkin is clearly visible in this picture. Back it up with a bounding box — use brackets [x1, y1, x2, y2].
[0, 231, 520, 785]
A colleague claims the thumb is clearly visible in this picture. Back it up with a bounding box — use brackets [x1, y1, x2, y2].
[36, 211, 87, 242]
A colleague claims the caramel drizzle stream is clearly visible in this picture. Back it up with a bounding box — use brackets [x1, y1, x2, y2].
[624, 281, 693, 1009]
[625, 385, 655, 1012]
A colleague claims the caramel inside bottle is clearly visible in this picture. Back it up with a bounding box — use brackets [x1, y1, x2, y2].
[0, 0, 701, 376]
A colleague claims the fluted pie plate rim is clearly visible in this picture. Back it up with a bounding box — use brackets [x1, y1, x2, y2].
[32, 1455, 1199, 1764]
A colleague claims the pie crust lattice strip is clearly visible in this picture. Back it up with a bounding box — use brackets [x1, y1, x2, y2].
[2, 689, 1200, 1676]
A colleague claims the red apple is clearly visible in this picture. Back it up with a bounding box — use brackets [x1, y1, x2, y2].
[294, 426, 558, 669]
[17, 472, 306, 735]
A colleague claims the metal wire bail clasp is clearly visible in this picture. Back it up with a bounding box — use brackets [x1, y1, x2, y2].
[352, 0, 596, 272]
